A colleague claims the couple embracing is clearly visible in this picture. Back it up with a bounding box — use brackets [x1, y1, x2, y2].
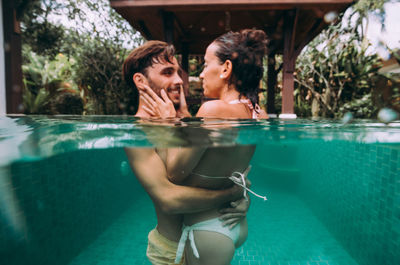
[124, 29, 268, 265]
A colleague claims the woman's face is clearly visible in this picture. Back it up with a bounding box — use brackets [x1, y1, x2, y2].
[199, 43, 225, 98]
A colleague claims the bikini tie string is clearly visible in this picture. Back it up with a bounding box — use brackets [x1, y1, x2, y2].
[192, 165, 268, 201]
[229, 168, 268, 201]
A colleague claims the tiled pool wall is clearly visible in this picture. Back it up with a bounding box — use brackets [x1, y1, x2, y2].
[295, 141, 400, 265]
[0, 148, 140, 265]
[1, 142, 399, 265]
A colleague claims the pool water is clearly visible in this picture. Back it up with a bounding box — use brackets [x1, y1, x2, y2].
[1, 116, 399, 265]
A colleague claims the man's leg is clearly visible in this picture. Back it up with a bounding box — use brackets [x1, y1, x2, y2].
[147, 228, 184, 265]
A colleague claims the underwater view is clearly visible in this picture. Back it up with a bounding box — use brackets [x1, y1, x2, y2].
[1, 115, 399, 265]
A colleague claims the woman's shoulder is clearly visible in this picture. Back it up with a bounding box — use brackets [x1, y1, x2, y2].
[196, 100, 228, 118]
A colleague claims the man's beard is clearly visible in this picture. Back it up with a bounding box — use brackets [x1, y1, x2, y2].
[147, 78, 180, 109]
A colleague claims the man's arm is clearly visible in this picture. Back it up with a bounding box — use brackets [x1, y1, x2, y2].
[124, 147, 242, 214]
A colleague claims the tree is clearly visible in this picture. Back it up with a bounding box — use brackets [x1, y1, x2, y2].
[294, 0, 396, 118]
[73, 36, 138, 114]
[17, 0, 144, 114]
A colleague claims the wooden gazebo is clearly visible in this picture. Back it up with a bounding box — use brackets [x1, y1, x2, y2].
[110, 0, 354, 116]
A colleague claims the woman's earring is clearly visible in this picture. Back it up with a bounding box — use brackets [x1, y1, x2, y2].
[220, 75, 223, 78]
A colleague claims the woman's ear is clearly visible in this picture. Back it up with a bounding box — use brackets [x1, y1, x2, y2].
[221, 60, 233, 79]
[133, 73, 148, 89]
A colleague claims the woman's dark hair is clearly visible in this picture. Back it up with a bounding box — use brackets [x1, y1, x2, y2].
[213, 29, 268, 108]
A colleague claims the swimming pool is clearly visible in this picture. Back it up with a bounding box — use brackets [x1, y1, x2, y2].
[1, 116, 399, 265]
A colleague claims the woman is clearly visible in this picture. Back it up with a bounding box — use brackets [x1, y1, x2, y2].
[140, 29, 268, 265]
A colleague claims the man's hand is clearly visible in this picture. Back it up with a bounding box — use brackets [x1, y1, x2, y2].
[139, 84, 176, 118]
[218, 197, 250, 229]
[218, 176, 251, 229]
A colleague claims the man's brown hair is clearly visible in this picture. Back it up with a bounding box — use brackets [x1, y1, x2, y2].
[122, 40, 176, 91]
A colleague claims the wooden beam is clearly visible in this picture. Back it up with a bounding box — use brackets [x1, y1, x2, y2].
[137, 20, 153, 40]
[162, 11, 174, 44]
[110, 0, 354, 8]
[173, 15, 186, 38]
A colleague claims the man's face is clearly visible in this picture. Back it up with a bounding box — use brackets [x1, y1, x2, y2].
[145, 57, 183, 107]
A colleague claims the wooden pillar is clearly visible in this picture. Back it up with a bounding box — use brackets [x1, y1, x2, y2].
[3, 1, 23, 114]
[162, 11, 174, 44]
[181, 42, 189, 94]
[281, 10, 298, 117]
[267, 52, 277, 114]
[0, 0, 5, 115]
[281, 54, 295, 114]
[181, 43, 189, 73]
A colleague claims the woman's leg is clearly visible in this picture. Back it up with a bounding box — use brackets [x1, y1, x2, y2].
[185, 230, 235, 265]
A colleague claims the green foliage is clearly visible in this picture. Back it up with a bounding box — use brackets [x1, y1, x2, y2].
[22, 48, 78, 114]
[295, 28, 382, 118]
[22, 21, 65, 58]
[17, 0, 68, 57]
[18, 0, 144, 114]
[189, 58, 203, 77]
[377, 50, 400, 112]
[294, 0, 395, 118]
[339, 93, 378, 117]
[73, 36, 138, 114]
[22, 86, 51, 114]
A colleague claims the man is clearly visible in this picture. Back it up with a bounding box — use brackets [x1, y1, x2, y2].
[122, 40, 189, 119]
[123, 41, 248, 264]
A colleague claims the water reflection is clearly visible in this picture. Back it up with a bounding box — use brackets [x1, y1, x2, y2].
[0, 166, 28, 244]
[0, 116, 400, 167]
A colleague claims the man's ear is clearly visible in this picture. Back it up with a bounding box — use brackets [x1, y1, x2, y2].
[221, 60, 233, 79]
[133, 73, 148, 89]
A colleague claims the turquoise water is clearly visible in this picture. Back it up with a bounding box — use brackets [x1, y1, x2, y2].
[1, 116, 399, 265]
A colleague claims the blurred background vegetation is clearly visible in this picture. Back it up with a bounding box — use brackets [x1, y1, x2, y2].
[291, 0, 399, 118]
[15, 0, 399, 118]
[16, 0, 143, 115]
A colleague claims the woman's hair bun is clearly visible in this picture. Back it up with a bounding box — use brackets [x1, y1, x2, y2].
[240, 29, 268, 57]
[212, 28, 269, 109]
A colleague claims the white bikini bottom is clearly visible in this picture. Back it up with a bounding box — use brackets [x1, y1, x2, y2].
[175, 166, 268, 264]
[174, 217, 241, 264]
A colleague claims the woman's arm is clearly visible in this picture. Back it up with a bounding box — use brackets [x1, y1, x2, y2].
[166, 147, 207, 183]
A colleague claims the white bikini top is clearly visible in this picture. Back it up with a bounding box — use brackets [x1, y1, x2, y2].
[192, 166, 267, 201]
[228, 99, 262, 119]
